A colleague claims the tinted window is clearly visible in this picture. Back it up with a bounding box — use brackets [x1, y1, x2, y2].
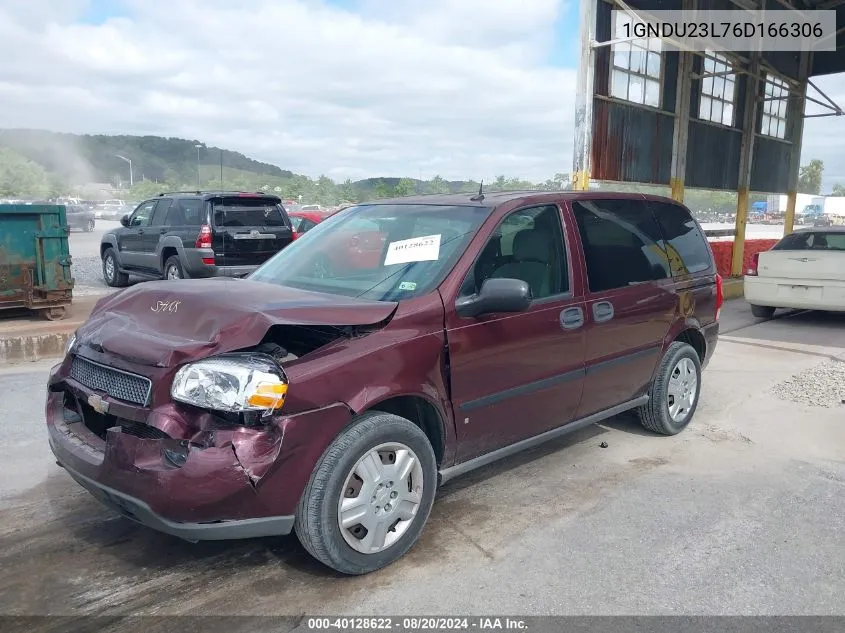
[150, 199, 171, 226]
[464, 205, 568, 299]
[250, 204, 491, 301]
[211, 197, 287, 227]
[573, 199, 671, 293]
[774, 231, 845, 251]
[651, 202, 713, 275]
[173, 199, 204, 226]
[129, 200, 156, 227]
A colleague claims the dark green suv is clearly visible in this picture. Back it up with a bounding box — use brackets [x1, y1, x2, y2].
[100, 191, 295, 286]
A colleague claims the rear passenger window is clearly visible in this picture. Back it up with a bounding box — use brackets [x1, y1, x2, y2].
[572, 199, 671, 293]
[651, 202, 713, 275]
[175, 199, 204, 226]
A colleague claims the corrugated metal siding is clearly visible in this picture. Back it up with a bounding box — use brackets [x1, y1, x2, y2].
[685, 122, 742, 190]
[592, 99, 673, 184]
[750, 137, 792, 193]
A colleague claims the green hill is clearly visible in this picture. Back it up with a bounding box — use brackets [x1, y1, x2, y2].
[0, 129, 564, 204]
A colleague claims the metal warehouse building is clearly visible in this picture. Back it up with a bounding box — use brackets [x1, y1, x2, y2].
[572, 0, 845, 286]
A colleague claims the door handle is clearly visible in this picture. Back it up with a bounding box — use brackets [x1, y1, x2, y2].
[137, 229, 145, 235]
[560, 306, 584, 330]
[592, 301, 614, 323]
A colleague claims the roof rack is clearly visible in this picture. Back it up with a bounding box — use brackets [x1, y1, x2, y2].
[155, 190, 280, 197]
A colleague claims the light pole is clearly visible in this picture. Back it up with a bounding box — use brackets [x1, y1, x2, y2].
[195, 144, 203, 190]
[115, 154, 133, 188]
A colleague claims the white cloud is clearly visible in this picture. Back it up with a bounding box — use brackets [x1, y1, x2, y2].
[0, 0, 841, 189]
[0, 0, 575, 183]
[802, 74, 845, 190]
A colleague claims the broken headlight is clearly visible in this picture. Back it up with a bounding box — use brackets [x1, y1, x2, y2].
[65, 333, 77, 356]
[170, 354, 288, 415]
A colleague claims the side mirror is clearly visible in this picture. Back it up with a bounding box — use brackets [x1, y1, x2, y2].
[120, 215, 130, 227]
[455, 278, 532, 318]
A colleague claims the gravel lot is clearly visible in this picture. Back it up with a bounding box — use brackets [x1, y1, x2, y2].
[68, 221, 139, 296]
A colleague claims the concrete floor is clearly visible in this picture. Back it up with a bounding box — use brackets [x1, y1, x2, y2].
[1, 301, 844, 622]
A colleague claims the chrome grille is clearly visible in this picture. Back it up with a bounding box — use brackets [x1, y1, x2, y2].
[69, 356, 152, 406]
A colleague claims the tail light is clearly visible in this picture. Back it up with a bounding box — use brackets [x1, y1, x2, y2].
[196, 225, 214, 264]
[746, 252, 760, 276]
[715, 273, 724, 321]
[291, 230, 299, 241]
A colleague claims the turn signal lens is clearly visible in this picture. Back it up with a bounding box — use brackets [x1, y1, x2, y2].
[247, 382, 288, 409]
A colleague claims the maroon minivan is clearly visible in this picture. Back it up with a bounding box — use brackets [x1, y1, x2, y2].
[46, 192, 722, 575]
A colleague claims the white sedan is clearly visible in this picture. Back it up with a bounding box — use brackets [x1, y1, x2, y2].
[744, 227, 845, 318]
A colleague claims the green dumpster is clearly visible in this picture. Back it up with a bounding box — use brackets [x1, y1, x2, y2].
[0, 204, 74, 320]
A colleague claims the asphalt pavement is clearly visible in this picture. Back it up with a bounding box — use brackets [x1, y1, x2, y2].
[0, 302, 843, 619]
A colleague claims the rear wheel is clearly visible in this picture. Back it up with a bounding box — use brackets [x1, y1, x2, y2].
[637, 341, 702, 436]
[294, 411, 437, 575]
[164, 256, 184, 280]
[750, 304, 775, 318]
[85, 219, 95, 232]
[102, 248, 129, 287]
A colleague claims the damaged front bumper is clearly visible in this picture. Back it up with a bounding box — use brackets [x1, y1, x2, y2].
[46, 360, 353, 542]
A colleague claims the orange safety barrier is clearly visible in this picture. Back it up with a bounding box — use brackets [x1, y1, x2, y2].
[708, 239, 779, 278]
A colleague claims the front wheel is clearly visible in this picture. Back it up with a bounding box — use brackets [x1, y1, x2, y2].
[102, 247, 129, 287]
[637, 341, 702, 436]
[295, 411, 437, 575]
[750, 304, 776, 318]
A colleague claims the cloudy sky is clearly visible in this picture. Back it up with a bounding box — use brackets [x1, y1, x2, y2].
[0, 0, 843, 188]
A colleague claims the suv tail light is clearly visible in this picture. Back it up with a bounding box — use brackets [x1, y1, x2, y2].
[195, 225, 214, 264]
[715, 273, 724, 321]
[746, 252, 760, 276]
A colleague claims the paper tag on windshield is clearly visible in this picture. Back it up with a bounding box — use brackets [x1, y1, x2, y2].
[384, 234, 441, 266]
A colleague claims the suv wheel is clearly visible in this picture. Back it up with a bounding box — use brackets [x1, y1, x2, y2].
[637, 341, 701, 436]
[164, 256, 184, 280]
[85, 219, 95, 232]
[102, 247, 129, 287]
[295, 411, 437, 575]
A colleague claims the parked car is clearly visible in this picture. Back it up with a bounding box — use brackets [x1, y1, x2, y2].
[48, 192, 721, 575]
[99, 191, 295, 286]
[65, 204, 96, 232]
[744, 227, 845, 317]
[288, 210, 329, 237]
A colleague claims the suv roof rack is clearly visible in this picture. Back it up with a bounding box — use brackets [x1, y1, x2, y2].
[155, 190, 280, 197]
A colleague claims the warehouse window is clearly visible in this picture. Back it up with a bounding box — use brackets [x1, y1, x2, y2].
[610, 12, 662, 108]
[698, 51, 736, 126]
[761, 74, 789, 139]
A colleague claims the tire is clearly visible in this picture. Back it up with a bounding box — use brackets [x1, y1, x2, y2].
[102, 247, 129, 287]
[164, 256, 185, 280]
[637, 341, 702, 436]
[750, 304, 776, 318]
[294, 411, 437, 575]
[85, 219, 95, 232]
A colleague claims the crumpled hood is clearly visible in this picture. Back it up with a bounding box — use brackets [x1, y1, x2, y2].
[77, 278, 397, 367]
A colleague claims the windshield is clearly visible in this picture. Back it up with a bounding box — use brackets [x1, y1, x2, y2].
[249, 203, 492, 301]
[211, 197, 287, 227]
[773, 231, 845, 251]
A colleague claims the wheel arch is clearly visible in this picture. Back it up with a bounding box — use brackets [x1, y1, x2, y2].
[362, 393, 447, 467]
